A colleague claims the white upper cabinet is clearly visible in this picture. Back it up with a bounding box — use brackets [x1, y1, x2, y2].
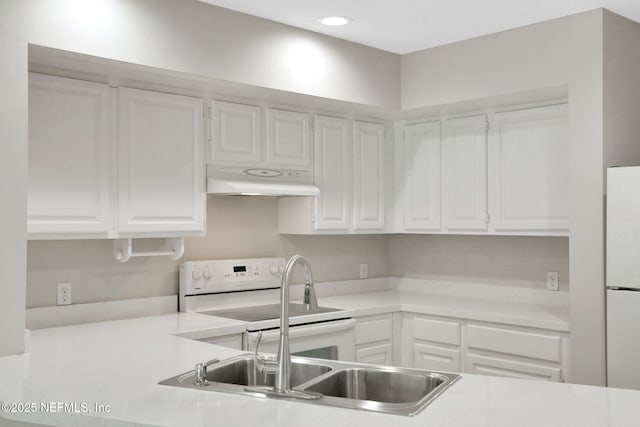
[353, 121, 385, 230]
[210, 101, 312, 170]
[117, 88, 205, 236]
[400, 121, 441, 231]
[210, 100, 261, 163]
[442, 115, 488, 232]
[394, 101, 569, 236]
[28, 73, 112, 238]
[266, 108, 311, 168]
[278, 116, 387, 234]
[489, 103, 569, 233]
[313, 115, 351, 231]
[29, 75, 206, 239]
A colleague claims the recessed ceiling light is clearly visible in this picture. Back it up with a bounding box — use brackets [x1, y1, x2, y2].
[319, 16, 353, 26]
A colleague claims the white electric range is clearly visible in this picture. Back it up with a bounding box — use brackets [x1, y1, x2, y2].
[179, 257, 355, 361]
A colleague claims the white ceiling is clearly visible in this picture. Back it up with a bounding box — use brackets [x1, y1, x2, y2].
[198, 0, 640, 54]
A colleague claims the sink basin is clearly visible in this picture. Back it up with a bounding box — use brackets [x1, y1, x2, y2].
[303, 368, 447, 403]
[159, 355, 459, 416]
[159, 354, 332, 389]
[206, 354, 332, 387]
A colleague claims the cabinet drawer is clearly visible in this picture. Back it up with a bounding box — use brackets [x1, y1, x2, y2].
[466, 353, 562, 382]
[466, 324, 561, 362]
[413, 316, 460, 346]
[413, 342, 461, 372]
[356, 315, 393, 345]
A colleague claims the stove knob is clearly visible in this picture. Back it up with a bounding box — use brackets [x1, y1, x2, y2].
[270, 264, 279, 276]
[202, 268, 212, 280]
[192, 269, 202, 280]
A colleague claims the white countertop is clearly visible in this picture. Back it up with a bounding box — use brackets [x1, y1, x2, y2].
[2, 280, 623, 427]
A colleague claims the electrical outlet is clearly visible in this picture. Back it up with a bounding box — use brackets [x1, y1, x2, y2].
[546, 272, 559, 291]
[359, 263, 368, 279]
[57, 282, 72, 305]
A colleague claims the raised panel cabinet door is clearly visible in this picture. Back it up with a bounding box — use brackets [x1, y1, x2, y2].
[490, 103, 569, 232]
[356, 343, 393, 365]
[117, 88, 205, 235]
[413, 343, 461, 372]
[465, 354, 562, 382]
[28, 73, 112, 237]
[401, 121, 442, 231]
[353, 121, 385, 230]
[443, 115, 488, 231]
[210, 100, 261, 163]
[266, 108, 311, 167]
[313, 115, 350, 231]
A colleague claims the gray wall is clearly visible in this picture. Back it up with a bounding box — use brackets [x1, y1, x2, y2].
[388, 235, 569, 290]
[24, 0, 400, 109]
[401, 15, 571, 110]
[27, 197, 389, 307]
[401, 10, 606, 385]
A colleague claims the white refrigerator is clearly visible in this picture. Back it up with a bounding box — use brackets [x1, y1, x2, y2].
[607, 166, 640, 389]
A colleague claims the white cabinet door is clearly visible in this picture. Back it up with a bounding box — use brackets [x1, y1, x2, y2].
[28, 73, 112, 237]
[490, 103, 569, 232]
[413, 342, 461, 372]
[117, 88, 205, 235]
[356, 343, 393, 365]
[401, 121, 441, 231]
[266, 108, 311, 167]
[464, 323, 564, 382]
[353, 121, 385, 230]
[313, 115, 350, 230]
[210, 100, 261, 163]
[443, 115, 488, 231]
[465, 354, 562, 381]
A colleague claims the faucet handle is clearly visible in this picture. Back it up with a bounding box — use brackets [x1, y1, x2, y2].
[254, 330, 278, 373]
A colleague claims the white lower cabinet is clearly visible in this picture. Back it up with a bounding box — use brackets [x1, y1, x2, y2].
[404, 313, 567, 382]
[465, 354, 562, 381]
[463, 323, 565, 382]
[355, 314, 393, 365]
[413, 342, 461, 372]
[357, 342, 393, 365]
[412, 316, 462, 372]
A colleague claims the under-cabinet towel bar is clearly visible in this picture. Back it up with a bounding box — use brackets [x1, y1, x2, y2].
[114, 238, 184, 263]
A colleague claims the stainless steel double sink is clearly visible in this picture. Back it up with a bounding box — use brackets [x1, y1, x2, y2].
[159, 354, 460, 416]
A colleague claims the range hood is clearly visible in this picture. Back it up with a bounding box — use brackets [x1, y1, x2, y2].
[206, 164, 319, 196]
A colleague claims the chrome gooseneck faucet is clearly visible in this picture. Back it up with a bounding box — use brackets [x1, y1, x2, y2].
[275, 255, 315, 393]
[247, 255, 322, 400]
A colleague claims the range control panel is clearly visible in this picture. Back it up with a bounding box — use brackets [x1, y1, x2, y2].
[179, 257, 286, 296]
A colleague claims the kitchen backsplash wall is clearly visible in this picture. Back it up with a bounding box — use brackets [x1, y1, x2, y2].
[388, 234, 569, 290]
[26, 196, 389, 308]
[27, 197, 569, 308]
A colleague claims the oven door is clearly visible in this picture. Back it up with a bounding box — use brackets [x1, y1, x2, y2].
[246, 318, 356, 362]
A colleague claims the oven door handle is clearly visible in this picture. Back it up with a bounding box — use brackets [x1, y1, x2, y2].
[256, 318, 355, 343]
